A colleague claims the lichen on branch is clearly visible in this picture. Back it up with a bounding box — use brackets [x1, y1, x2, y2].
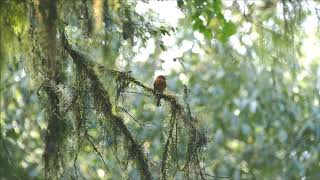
[61, 30, 208, 179]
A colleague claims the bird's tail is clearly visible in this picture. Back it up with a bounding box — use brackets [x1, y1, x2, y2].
[156, 97, 161, 107]
[157, 96, 161, 107]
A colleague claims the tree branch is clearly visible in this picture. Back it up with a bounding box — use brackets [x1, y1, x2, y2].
[62, 31, 207, 179]
[62, 33, 152, 180]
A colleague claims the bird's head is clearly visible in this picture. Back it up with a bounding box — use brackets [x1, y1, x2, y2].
[156, 75, 166, 80]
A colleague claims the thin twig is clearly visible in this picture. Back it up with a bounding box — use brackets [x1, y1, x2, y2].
[85, 131, 110, 172]
[73, 152, 79, 180]
[110, 145, 132, 179]
[73, 129, 87, 180]
[118, 107, 151, 127]
[203, 173, 230, 179]
[123, 90, 151, 97]
[188, 170, 230, 179]
[1, 138, 13, 166]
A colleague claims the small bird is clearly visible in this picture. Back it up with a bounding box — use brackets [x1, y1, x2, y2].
[153, 75, 167, 107]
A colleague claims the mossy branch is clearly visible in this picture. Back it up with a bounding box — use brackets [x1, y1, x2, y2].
[61, 32, 207, 179]
[62, 33, 151, 180]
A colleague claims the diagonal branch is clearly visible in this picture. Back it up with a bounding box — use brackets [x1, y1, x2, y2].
[85, 131, 110, 172]
[62, 33, 152, 180]
[61, 32, 207, 179]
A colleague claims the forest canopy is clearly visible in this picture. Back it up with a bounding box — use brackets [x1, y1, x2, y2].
[1, 0, 320, 179]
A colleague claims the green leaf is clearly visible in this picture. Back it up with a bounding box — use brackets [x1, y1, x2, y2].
[201, 27, 213, 39]
[6, 129, 19, 140]
[213, 0, 223, 19]
[192, 19, 203, 30]
[159, 40, 167, 51]
[177, 0, 185, 10]
[217, 21, 237, 42]
[224, 21, 237, 36]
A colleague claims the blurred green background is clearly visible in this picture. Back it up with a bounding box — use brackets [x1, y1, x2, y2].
[1, 0, 320, 179]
